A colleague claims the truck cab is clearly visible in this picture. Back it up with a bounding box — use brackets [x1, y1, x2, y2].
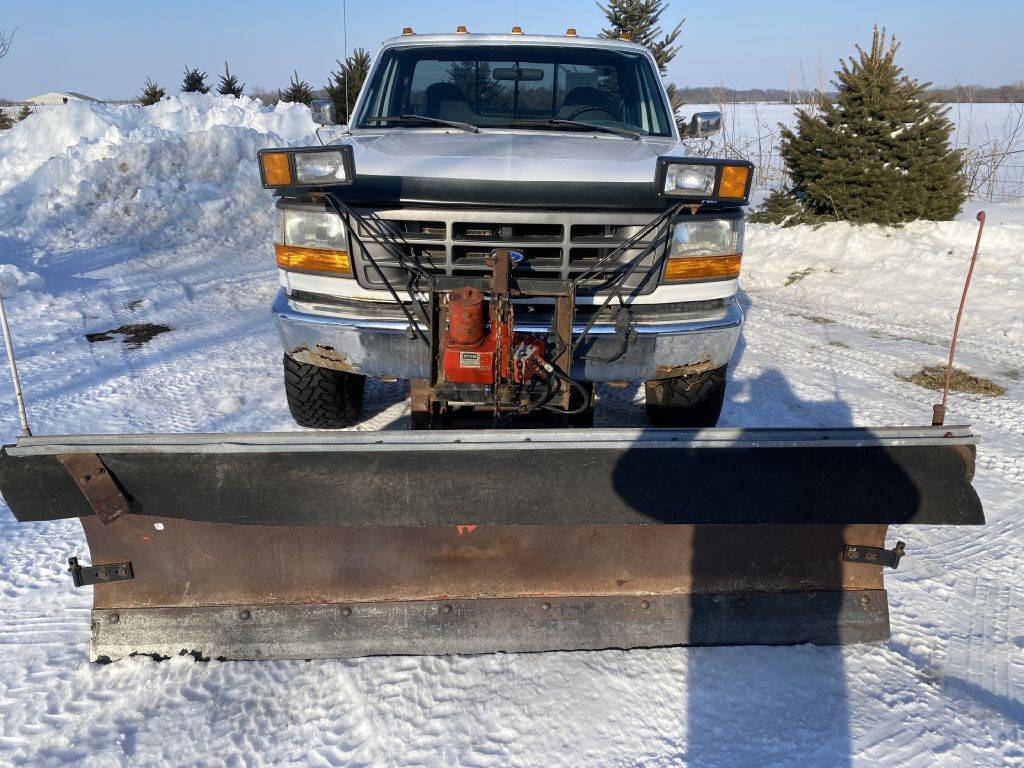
[266, 30, 750, 428]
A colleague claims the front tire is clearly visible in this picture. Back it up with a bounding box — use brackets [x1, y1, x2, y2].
[283, 355, 364, 429]
[645, 365, 727, 428]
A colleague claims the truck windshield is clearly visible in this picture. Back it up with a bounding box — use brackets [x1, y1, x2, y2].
[355, 45, 673, 137]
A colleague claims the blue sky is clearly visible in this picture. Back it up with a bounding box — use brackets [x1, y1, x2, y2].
[0, 1, 1020, 100]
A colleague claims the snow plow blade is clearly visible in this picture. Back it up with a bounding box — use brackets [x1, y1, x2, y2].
[0, 426, 982, 660]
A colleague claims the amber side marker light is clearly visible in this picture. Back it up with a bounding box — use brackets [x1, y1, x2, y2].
[456, 25, 468, 34]
[664, 254, 742, 282]
[275, 244, 352, 276]
[566, 28, 578, 36]
[719, 165, 751, 199]
[260, 152, 292, 187]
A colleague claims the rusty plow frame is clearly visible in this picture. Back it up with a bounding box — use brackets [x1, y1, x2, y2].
[0, 425, 983, 661]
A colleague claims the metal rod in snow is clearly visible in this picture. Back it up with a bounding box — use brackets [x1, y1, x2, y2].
[932, 210, 986, 427]
[0, 287, 31, 437]
[342, 0, 349, 122]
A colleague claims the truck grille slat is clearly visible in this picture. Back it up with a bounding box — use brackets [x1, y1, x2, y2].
[352, 209, 667, 295]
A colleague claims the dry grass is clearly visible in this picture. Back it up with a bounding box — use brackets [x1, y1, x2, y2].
[785, 267, 814, 286]
[897, 365, 1006, 396]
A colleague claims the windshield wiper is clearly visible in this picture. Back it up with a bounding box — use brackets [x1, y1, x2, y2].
[366, 114, 480, 134]
[512, 119, 641, 140]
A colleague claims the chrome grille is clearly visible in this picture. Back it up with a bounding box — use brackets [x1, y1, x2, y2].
[350, 207, 667, 295]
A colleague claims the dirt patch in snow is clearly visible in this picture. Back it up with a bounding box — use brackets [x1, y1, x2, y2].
[897, 364, 1006, 396]
[86, 323, 172, 349]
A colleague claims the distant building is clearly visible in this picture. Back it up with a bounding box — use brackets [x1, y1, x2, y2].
[24, 91, 100, 106]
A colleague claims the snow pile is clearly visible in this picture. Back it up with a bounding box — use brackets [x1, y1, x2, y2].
[742, 216, 1024, 343]
[0, 264, 44, 293]
[0, 94, 315, 251]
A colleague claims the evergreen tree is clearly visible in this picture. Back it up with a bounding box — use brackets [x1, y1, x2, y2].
[597, 0, 683, 74]
[139, 78, 166, 106]
[280, 70, 314, 106]
[16, 104, 31, 121]
[776, 27, 965, 225]
[325, 48, 371, 123]
[0, 108, 12, 130]
[446, 60, 505, 111]
[218, 62, 245, 98]
[181, 67, 210, 94]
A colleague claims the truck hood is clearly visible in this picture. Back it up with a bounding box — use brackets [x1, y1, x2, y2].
[343, 130, 682, 185]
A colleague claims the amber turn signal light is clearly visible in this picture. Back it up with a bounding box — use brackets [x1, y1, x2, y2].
[664, 254, 742, 282]
[275, 244, 351, 276]
[718, 165, 750, 199]
[260, 152, 292, 187]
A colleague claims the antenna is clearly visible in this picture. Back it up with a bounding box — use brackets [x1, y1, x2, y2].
[342, 0, 349, 123]
[0, 276, 31, 436]
[932, 210, 986, 426]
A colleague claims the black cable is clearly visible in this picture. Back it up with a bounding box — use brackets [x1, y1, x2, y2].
[569, 203, 682, 356]
[323, 193, 430, 348]
[541, 369, 591, 415]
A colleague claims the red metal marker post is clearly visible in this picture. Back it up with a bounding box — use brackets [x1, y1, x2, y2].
[933, 211, 986, 426]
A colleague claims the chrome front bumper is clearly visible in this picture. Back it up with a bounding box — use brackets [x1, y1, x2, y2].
[272, 290, 743, 382]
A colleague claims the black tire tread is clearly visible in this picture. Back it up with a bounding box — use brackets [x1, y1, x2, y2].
[645, 365, 727, 428]
[283, 355, 364, 429]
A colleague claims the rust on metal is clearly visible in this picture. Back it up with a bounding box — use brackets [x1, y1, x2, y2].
[553, 290, 575, 409]
[82, 516, 888, 611]
[57, 453, 130, 525]
[951, 443, 976, 483]
[654, 357, 715, 379]
[287, 345, 359, 373]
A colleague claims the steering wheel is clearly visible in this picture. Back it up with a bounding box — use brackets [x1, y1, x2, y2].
[564, 105, 616, 121]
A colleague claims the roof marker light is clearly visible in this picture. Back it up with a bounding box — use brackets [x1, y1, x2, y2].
[566, 28, 578, 36]
[402, 27, 414, 35]
[511, 25, 524, 34]
[456, 25, 468, 34]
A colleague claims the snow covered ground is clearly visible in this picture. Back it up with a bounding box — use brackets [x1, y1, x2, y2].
[0, 96, 1022, 767]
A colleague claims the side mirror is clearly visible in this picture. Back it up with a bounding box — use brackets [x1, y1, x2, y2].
[686, 111, 722, 139]
[310, 99, 337, 126]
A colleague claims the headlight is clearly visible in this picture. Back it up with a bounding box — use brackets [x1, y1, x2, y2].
[274, 208, 351, 276]
[670, 218, 743, 258]
[294, 150, 350, 184]
[663, 218, 743, 283]
[657, 158, 753, 202]
[257, 146, 355, 188]
[663, 164, 717, 197]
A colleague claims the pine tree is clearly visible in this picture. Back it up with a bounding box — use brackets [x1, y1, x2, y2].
[218, 62, 245, 98]
[16, 104, 31, 121]
[181, 67, 210, 94]
[0, 109, 13, 130]
[139, 78, 166, 106]
[445, 60, 504, 111]
[280, 70, 315, 106]
[325, 48, 371, 123]
[776, 27, 965, 225]
[597, 0, 683, 74]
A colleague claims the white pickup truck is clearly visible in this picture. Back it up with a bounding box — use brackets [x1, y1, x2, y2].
[260, 29, 751, 428]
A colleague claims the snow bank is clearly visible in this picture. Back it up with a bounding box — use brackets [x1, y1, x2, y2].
[0, 264, 44, 292]
[0, 94, 315, 250]
[742, 214, 1024, 342]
